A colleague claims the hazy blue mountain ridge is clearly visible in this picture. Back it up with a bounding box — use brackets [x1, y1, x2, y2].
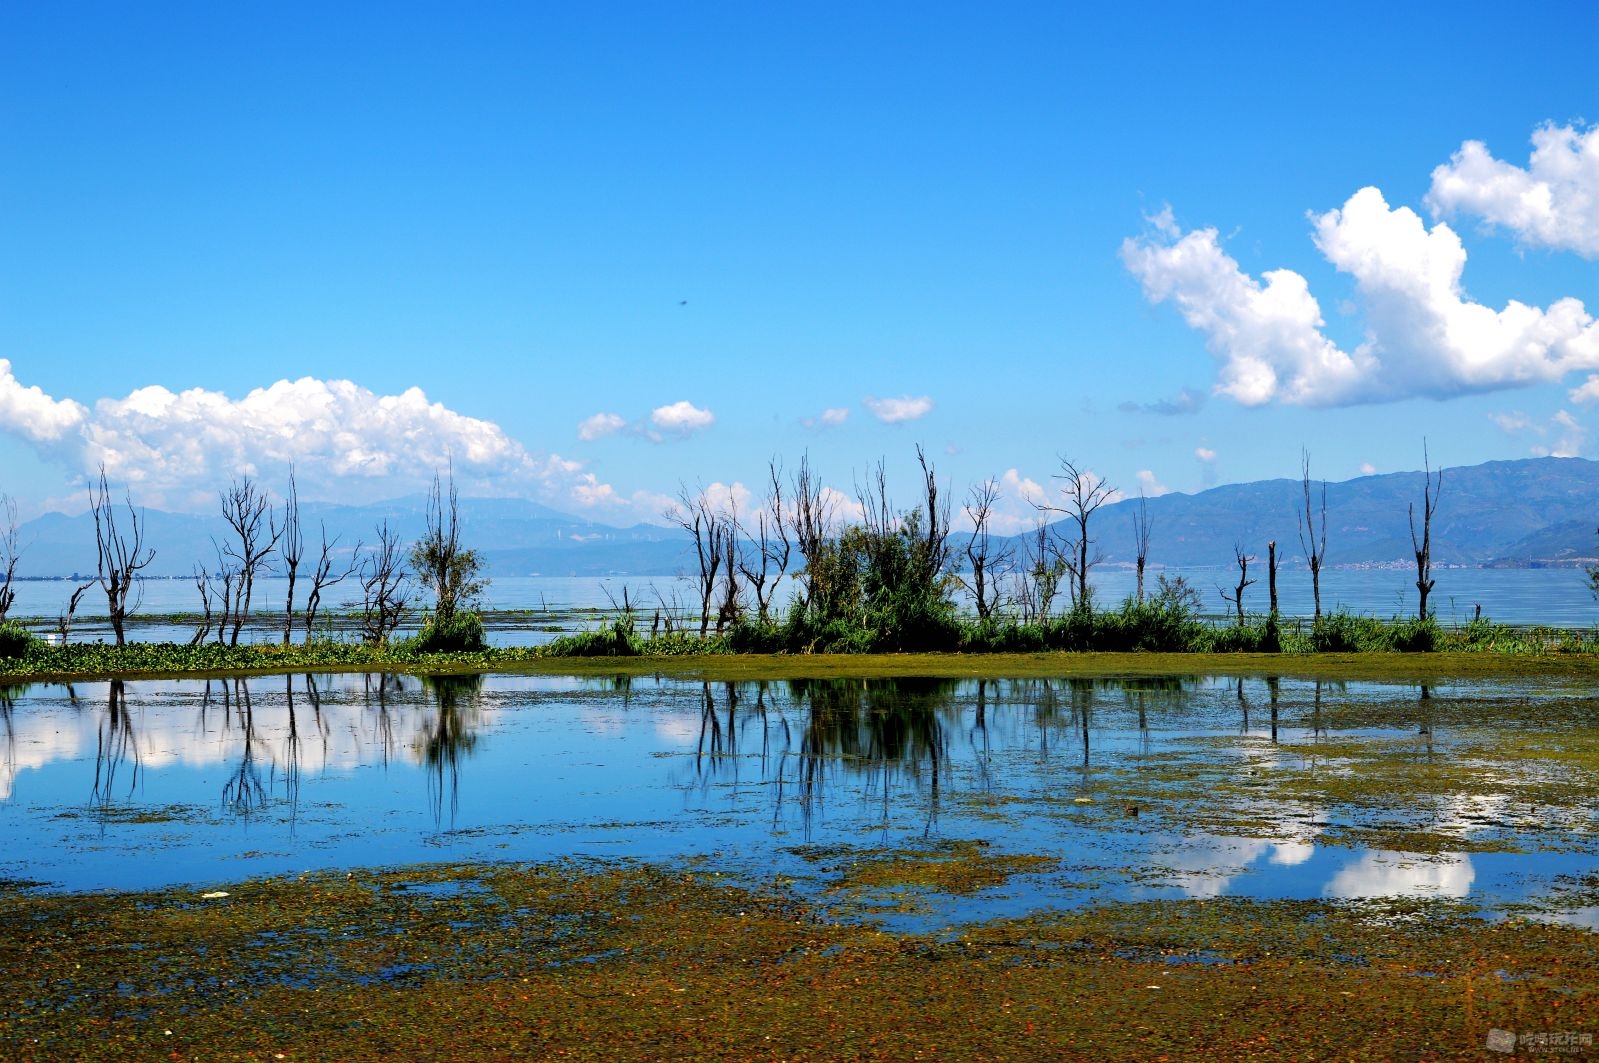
[7, 456, 1598, 580]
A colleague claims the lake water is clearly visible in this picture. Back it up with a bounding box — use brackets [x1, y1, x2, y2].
[3, 672, 1595, 929]
[7, 566, 1598, 646]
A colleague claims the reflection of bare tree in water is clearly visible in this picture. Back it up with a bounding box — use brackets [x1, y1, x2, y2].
[221, 678, 269, 815]
[785, 678, 952, 839]
[364, 672, 409, 766]
[417, 674, 483, 827]
[0, 683, 18, 800]
[92, 679, 141, 806]
[1267, 676, 1281, 744]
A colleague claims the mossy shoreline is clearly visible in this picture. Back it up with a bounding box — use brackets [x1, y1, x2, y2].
[6, 643, 1599, 687]
[2, 858, 1593, 1061]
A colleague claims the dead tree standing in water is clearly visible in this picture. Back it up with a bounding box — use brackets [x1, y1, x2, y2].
[359, 521, 411, 645]
[668, 485, 726, 637]
[1298, 450, 1328, 622]
[736, 460, 791, 624]
[219, 477, 282, 646]
[1267, 540, 1279, 619]
[1409, 444, 1442, 619]
[305, 523, 358, 643]
[1043, 457, 1115, 609]
[1132, 493, 1152, 605]
[1219, 545, 1255, 625]
[960, 477, 1011, 622]
[0, 495, 20, 623]
[89, 467, 155, 646]
[280, 469, 303, 644]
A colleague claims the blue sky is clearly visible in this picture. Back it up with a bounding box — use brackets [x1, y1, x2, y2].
[2, 1, 1597, 529]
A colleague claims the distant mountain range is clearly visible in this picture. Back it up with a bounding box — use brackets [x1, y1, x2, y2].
[8, 456, 1599, 580]
[1084, 456, 1599, 570]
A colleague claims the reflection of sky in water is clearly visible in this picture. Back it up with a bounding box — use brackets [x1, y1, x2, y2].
[0, 673, 1595, 928]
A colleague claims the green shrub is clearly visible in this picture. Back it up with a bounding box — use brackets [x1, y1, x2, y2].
[407, 611, 488, 654]
[542, 619, 642, 657]
[0, 621, 36, 658]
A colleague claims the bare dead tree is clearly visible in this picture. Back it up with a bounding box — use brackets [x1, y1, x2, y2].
[1131, 492, 1152, 605]
[1042, 457, 1115, 609]
[1218, 545, 1255, 625]
[1267, 540, 1279, 618]
[1409, 443, 1442, 620]
[913, 444, 952, 591]
[0, 495, 19, 622]
[1297, 449, 1328, 622]
[788, 452, 834, 614]
[89, 466, 155, 646]
[201, 547, 240, 646]
[668, 484, 726, 637]
[716, 488, 742, 633]
[54, 580, 94, 643]
[189, 564, 216, 646]
[280, 468, 303, 644]
[305, 523, 358, 643]
[737, 459, 791, 623]
[219, 477, 282, 646]
[1016, 519, 1066, 623]
[359, 521, 411, 645]
[960, 477, 1012, 621]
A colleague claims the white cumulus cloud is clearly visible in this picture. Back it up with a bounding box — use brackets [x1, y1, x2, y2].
[1135, 469, 1170, 497]
[864, 395, 933, 424]
[1426, 122, 1599, 257]
[649, 400, 715, 436]
[578, 412, 626, 441]
[0, 367, 657, 518]
[1194, 447, 1217, 463]
[0, 359, 88, 445]
[1124, 148, 1599, 407]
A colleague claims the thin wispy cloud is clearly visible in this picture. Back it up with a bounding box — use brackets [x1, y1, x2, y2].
[1118, 387, 1206, 416]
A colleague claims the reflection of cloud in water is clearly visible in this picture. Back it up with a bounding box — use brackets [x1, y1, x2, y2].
[1324, 850, 1475, 899]
[1166, 835, 1319, 898]
[0, 688, 497, 798]
[652, 716, 701, 743]
[1268, 840, 1315, 866]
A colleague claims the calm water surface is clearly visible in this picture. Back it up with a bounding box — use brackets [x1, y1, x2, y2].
[2, 672, 1595, 929]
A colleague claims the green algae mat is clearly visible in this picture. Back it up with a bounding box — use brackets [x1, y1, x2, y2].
[2, 860, 1595, 1061]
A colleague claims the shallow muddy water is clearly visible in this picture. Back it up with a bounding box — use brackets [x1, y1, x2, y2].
[1, 672, 1596, 928]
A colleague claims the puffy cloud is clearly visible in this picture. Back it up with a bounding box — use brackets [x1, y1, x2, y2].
[1124, 183, 1599, 406]
[1359, 462, 1377, 475]
[1194, 447, 1217, 463]
[0, 367, 655, 518]
[0, 359, 87, 446]
[864, 395, 933, 424]
[1570, 376, 1599, 405]
[1121, 217, 1367, 405]
[578, 412, 626, 441]
[1426, 122, 1599, 257]
[649, 400, 714, 436]
[1312, 187, 1599, 397]
[801, 406, 850, 429]
[1135, 469, 1170, 497]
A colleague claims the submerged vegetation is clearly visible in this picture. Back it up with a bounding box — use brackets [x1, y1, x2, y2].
[1, 859, 1594, 1060]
